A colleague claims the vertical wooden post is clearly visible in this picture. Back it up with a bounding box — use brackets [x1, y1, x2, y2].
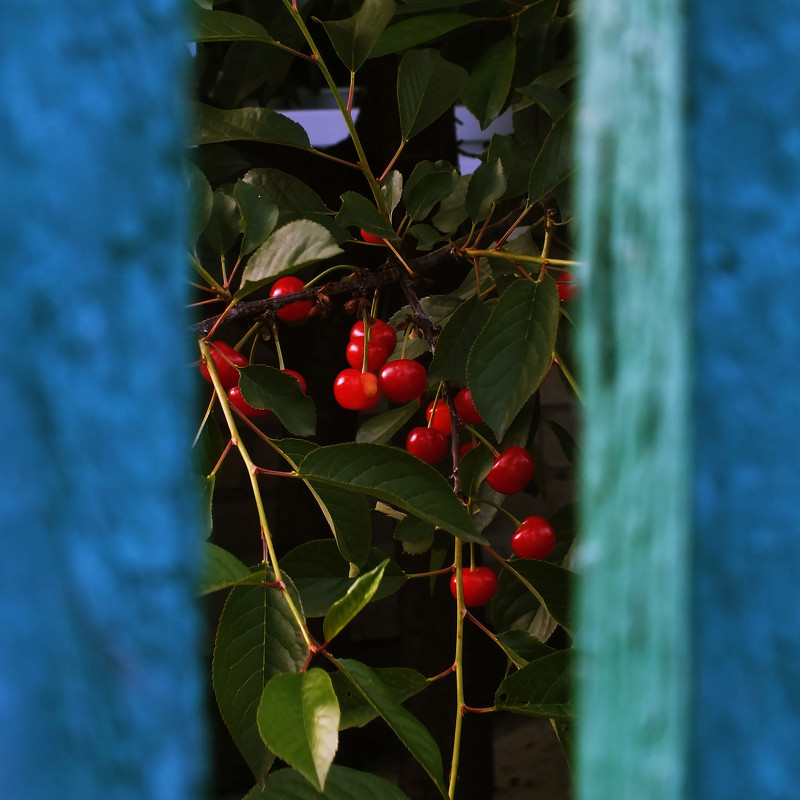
[575, 1, 690, 798]
[0, 3, 204, 799]
[689, 4, 800, 797]
[577, 1, 800, 799]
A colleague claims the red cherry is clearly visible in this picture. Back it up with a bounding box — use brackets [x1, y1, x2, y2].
[333, 368, 381, 410]
[449, 567, 498, 607]
[454, 388, 483, 424]
[350, 319, 397, 355]
[345, 339, 389, 372]
[556, 271, 578, 301]
[282, 369, 307, 394]
[379, 359, 428, 403]
[486, 446, 535, 494]
[360, 228, 385, 244]
[199, 341, 248, 390]
[270, 276, 313, 322]
[406, 427, 448, 464]
[511, 516, 556, 559]
[459, 440, 476, 458]
[227, 385, 270, 417]
[426, 400, 452, 436]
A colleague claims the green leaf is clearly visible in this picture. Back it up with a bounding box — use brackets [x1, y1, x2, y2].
[238, 365, 316, 437]
[406, 223, 447, 250]
[280, 541, 406, 617]
[403, 160, 458, 221]
[494, 650, 572, 720]
[321, 0, 396, 72]
[332, 667, 429, 729]
[460, 36, 516, 129]
[393, 515, 435, 555]
[240, 220, 343, 295]
[336, 659, 447, 796]
[298, 443, 485, 543]
[518, 82, 570, 121]
[527, 112, 573, 205]
[200, 543, 251, 594]
[323, 560, 388, 643]
[487, 134, 541, 200]
[191, 9, 276, 43]
[496, 631, 555, 668]
[428, 296, 491, 386]
[272, 439, 372, 568]
[386, 295, 462, 359]
[336, 192, 398, 241]
[431, 173, 470, 233]
[467, 277, 559, 440]
[243, 168, 331, 216]
[371, 12, 477, 58]
[397, 49, 468, 141]
[355, 401, 418, 444]
[245, 765, 411, 799]
[194, 103, 311, 149]
[234, 180, 279, 254]
[382, 170, 404, 218]
[185, 161, 213, 241]
[492, 558, 573, 634]
[212, 571, 307, 783]
[465, 158, 506, 222]
[257, 669, 340, 792]
[202, 188, 240, 255]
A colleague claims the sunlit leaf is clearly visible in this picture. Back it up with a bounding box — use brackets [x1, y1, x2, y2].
[257, 669, 340, 791]
[239, 220, 343, 296]
[323, 560, 388, 642]
[200, 543, 251, 595]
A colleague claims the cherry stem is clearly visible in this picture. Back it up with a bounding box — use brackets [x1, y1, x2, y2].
[303, 263, 355, 288]
[268, 319, 286, 371]
[494, 204, 533, 248]
[429, 664, 456, 682]
[361, 307, 371, 373]
[251, 466, 298, 478]
[379, 139, 407, 183]
[404, 566, 454, 579]
[209, 438, 236, 477]
[198, 340, 314, 652]
[484, 545, 549, 610]
[474, 498, 522, 528]
[449, 540, 466, 799]
[462, 424, 500, 458]
[462, 705, 495, 715]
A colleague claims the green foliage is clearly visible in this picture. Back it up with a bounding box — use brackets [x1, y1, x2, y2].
[190, 0, 578, 794]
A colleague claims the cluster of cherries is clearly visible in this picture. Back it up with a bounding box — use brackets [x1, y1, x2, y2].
[204, 276, 558, 610]
[199, 340, 306, 417]
[332, 318, 430, 411]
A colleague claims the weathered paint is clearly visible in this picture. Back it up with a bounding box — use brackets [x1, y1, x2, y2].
[575, 2, 690, 799]
[689, 4, 800, 798]
[0, 3, 204, 798]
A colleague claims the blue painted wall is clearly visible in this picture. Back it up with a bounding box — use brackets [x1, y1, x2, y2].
[689, 4, 800, 798]
[0, 2, 205, 798]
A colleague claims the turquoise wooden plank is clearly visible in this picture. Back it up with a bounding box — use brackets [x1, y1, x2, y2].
[575, 2, 690, 799]
[0, 3, 204, 798]
[688, 4, 800, 798]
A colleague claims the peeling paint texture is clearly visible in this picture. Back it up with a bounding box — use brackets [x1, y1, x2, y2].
[0, 3, 205, 798]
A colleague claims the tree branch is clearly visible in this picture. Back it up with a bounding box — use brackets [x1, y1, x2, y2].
[190, 207, 527, 337]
